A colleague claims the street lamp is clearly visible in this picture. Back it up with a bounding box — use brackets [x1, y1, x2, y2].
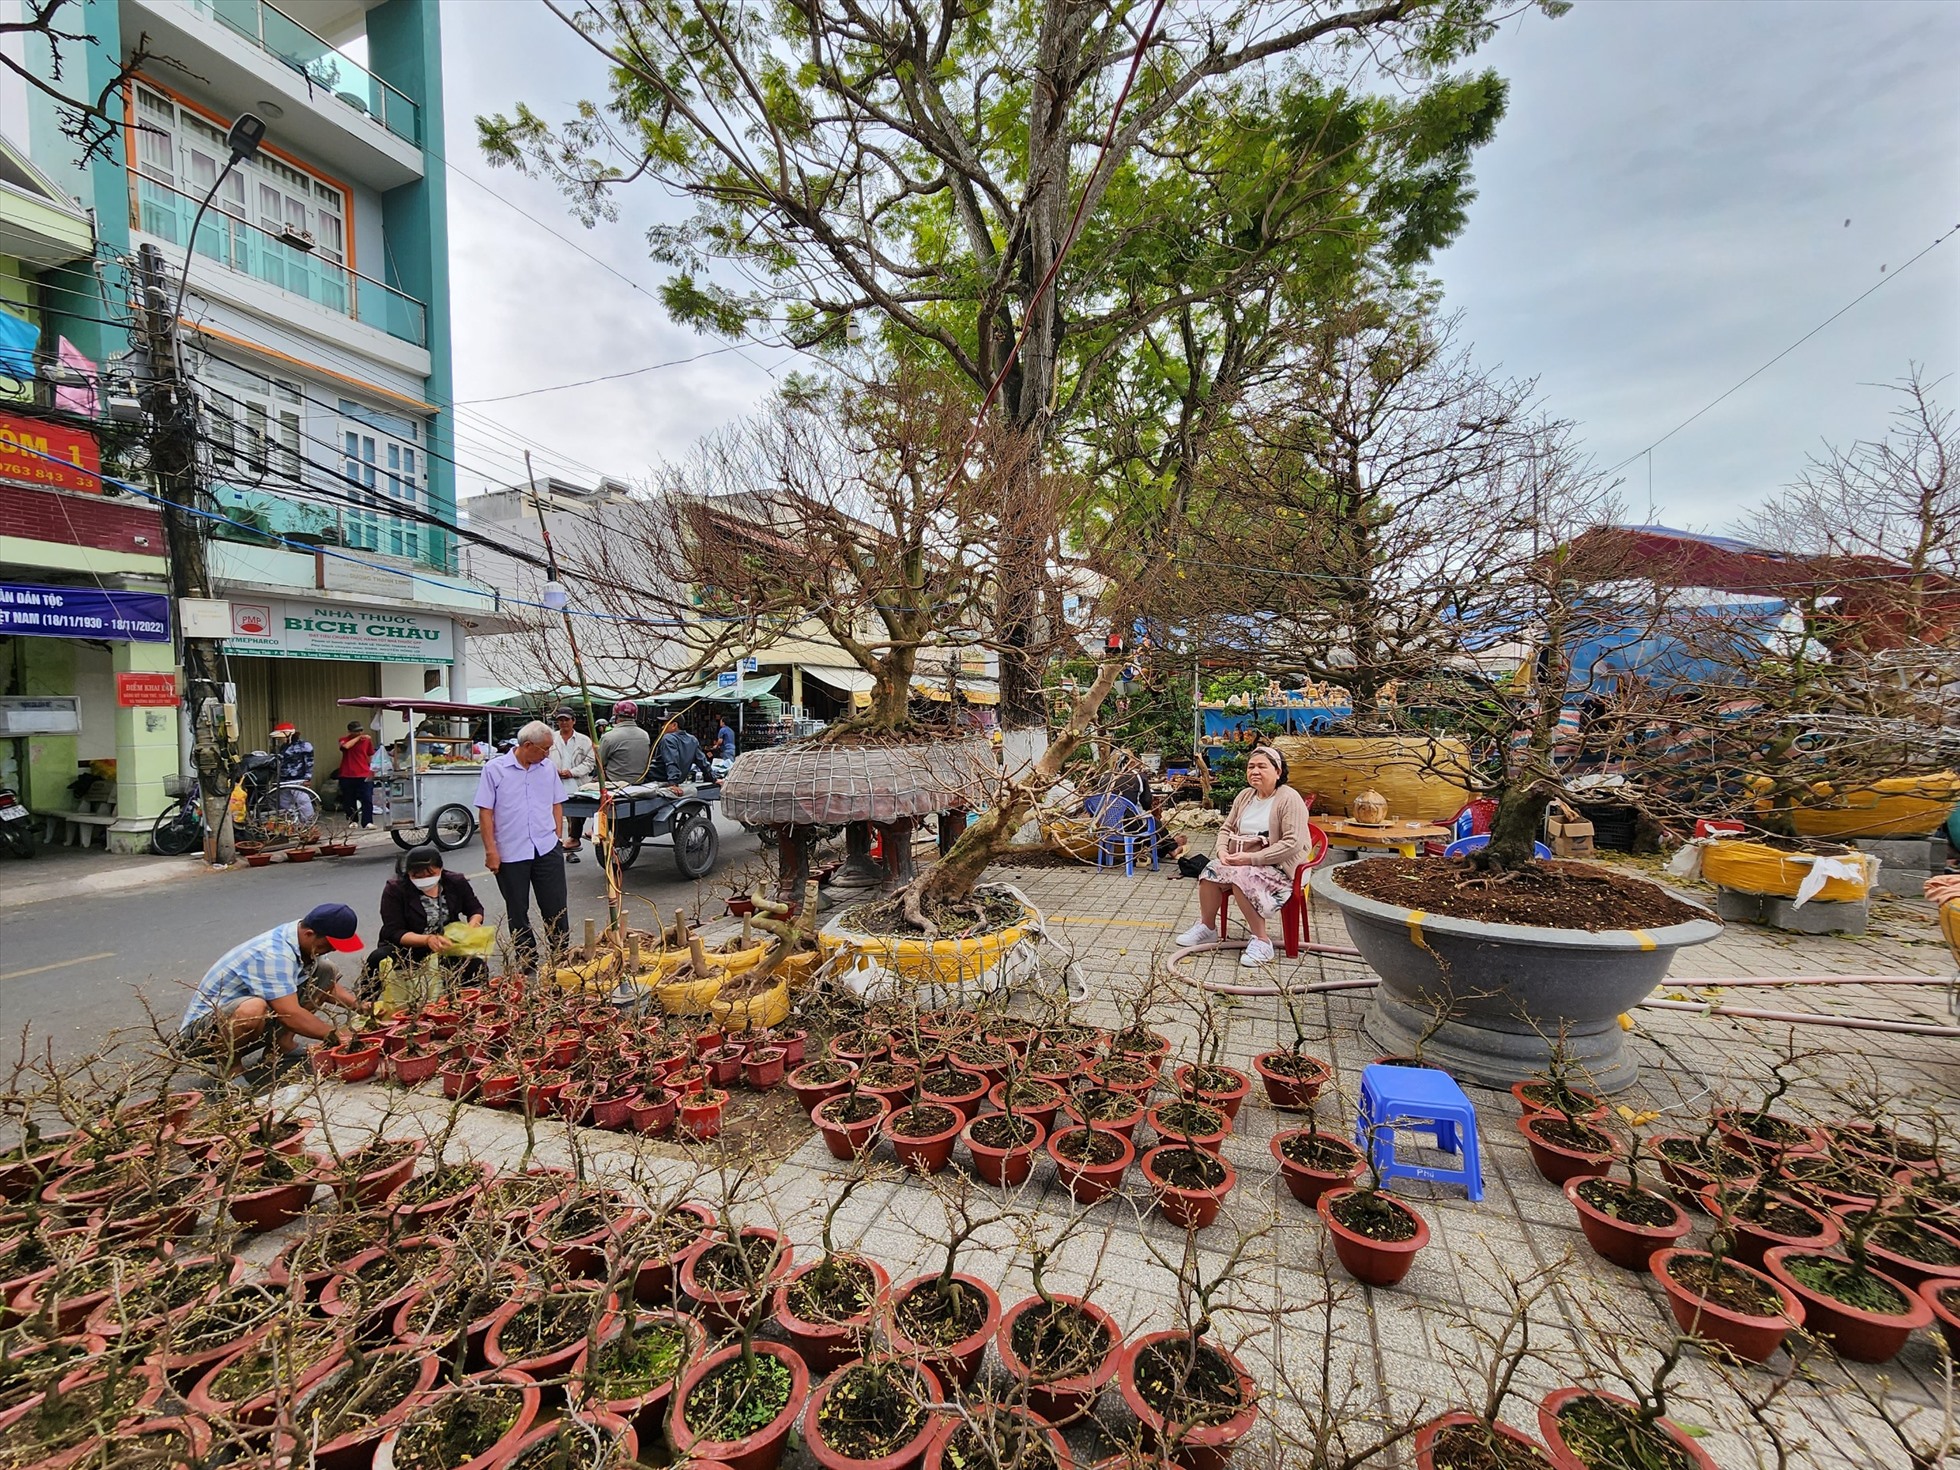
[167, 113, 268, 332]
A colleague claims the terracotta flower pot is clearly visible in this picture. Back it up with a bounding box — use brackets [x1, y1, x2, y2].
[1145, 1101, 1230, 1156]
[1516, 1114, 1619, 1187]
[629, 1087, 679, 1137]
[802, 1358, 944, 1470]
[1062, 1087, 1145, 1141]
[1048, 1126, 1134, 1205]
[919, 1069, 990, 1123]
[884, 1272, 1001, 1390]
[1650, 1248, 1802, 1365]
[789, 1062, 858, 1115]
[773, 1254, 891, 1371]
[624, 1201, 718, 1305]
[1140, 1144, 1234, 1230]
[668, 1340, 811, 1470]
[1413, 1413, 1552, 1470]
[1762, 1246, 1934, 1363]
[963, 1113, 1046, 1187]
[1318, 1187, 1430, 1287]
[376, 1368, 541, 1470]
[1537, 1387, 1717, 1470]
[680, 1227, 794, 1336]
[1923, 1279, 1960, 1357]
[682, 1089, 730, 1139]
[986, 1079, 1064, 1132]
[570, 1309, 706, 1449]
[1563, 1177, 1692, 1270]
[1509, 1081, 1608, 1121]
[1713, 1108, 1826, 1163]
[484, 1285, 620, 1383]
[1252, 1051, 1331, 1111]
[1117, 1330, 1258, 1470]
[1174, 1064, 1251, 1121]
[226, 1153, 322, 1233]
[813, 1094, 891, 1161]
[744, 1046, 787, 1091]
[1648, 1134, 1759, 1211]
[1270, 1131, 1365, 1207]
[995, 1293, 1123, 1424]
[1697, 1187, 1840, 1271]
[886, 1104, 965, 1175]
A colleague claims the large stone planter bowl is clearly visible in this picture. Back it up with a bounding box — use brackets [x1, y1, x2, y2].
[1319, 863, 1721, 1092]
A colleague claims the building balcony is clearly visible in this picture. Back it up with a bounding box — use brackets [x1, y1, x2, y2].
[123, 0, 424, 189]
[133, 174, 427, 348]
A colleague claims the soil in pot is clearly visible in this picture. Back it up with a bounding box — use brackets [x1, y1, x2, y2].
[1124, 1336, 1250, 1459]
[965, 1112, 1044, 1187]
[1542, 1391, 1709, 1470]
[1253, 1051, 1329, 1110]
[0, 1366, 161, 1467]
[389, 1379, 534, 1470]
[1651, 1135, 1757, 1202]
[675, 1346, 799, 1447]
[1089, 1056, 1158, 1093]
[502, 1415, 638, 1469]
[919, 1068, 989, 1121]
[1144, 1145, 1233, 1230]
[1518, 1115, 1619, 1185]
[1175, 1065, 1250, 1119]
[293, 1348, 433, 1463]
[158, 1283, 290, 1375]
[1652, 1250, 1798, 1364]
[946, 1040, 1012, 1080]
[932, 1406, 1060, 1470]
[1706, 1191, 1837, 1270]
[687, 1230, 791, 1324]
[490, 1285, 609, 1372]
[1859, 1213, 1960, 1287]
[1149, 1099, 1229, 1152]
[579, 1311, 696, 1405]
[1050, 1125, 1131, 1203]
[806, 1358, 939, 1467]
[1329, 1188, 1420, 1242]
[886, 1104, 963, 1175]
[1513, 1080, 1606, 1119]
[1715, 1108, 1822, 1159]
[390, 1162, 487, 1223]
[1338, 856, 1708, 929]
[1273, 1131, 1365, 1206]
[1568, 1177, 1690, 1270]
[1420, 1417, 1553, 1470]
[1779, 1154, 1899, 1211]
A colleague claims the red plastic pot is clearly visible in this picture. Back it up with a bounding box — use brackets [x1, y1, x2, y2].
[320, 1239, 452, 1334]
[484, 1285, 621, 1383]
[1062, 1088, 1145, 1141]
[702, 1046, 745, 1089]
[788, 1062, 858, 1115]
[668, 1340, 811, 1470]
[884, 1272, 1001, 1390]
[1924, 1279, 1960, 1357]
[802, 1358, 944, 1470]
[625, 1201, 718, 1305]
[391, 1048, 444, 1086]
[290, 1343, 440, 1470]
[225, 1153, 322, 1233]
[392, 1262, 530, 1367]
[772, 1254, 891, 1371]
[492, 1409, 639, 1470]
[744, 1046, 787, 1091]
[1047, 1125, 1134, 1204]
[534, 1191, 649, 1277]
[321, 1042, 383, 1082]
[813, 1094, 891, 1161]
[771, 1029, 808, 1067]
[1110, 1029, 1171, 1062]
[1270, 1131, 1365, 1207]
[1145, 1101, 1230, 1156]
[570, 1308, 706, 1448]
[629, 1087, 679, 1137]
[995, 1293, 1122, 1423]
[1762, 1246, 1934, 1363]
[919, 1070, 991, 1124]
[1648, 1134, 1759, 1210]
[590, 1088, 644, 1131]
[1537, 1387, 1717, 1470]
[964, 1114, 1046, 1187]
[1516, 1114, 1619, 1187]
[920, 1405, 1064, 1470]
[1563, 1176, 1691, 1270]
[682, 1089, 729, 1139]
[1140, 1144, 1234, 1230]
[1412, 1413, 1551, 1470]
[190, 1329, 346, 1428]
[1117, 1330, 1258, 1470]
[1252, 1051, 1330, 1111]
[376, 1368, 541, 1470]
[1174, 1064, 1251, 1121]
[886, 1104, 965, 1175]
[322, 1137, 425, 1207]
[1088, 1058, 1160, 1097]
[680, 1227, 794, 1335]
[1697, 1186, 1839, 1270]
[1713, 1108, 1827, 1162]
[1509, 1081, 1608, 1121]
[438, 1062, 481, 1101]
[986, 1079, 1064, 1132]
[1318, 1187, 1430, 1287]
[1650, 1248, 1801, 1365]
[479, 1070, 522, 1107]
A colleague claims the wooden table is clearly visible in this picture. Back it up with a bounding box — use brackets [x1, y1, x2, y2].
[1317, 817, 1452, 858]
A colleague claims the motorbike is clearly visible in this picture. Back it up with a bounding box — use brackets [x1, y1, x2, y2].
[0, 785, 34, 858]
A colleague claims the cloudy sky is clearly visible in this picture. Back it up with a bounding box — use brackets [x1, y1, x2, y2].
[441, 0, 1959, 529]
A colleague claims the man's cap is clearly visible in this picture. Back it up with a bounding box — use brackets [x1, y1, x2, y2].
[553, 707, 576, 721]
[271, 722, 296, 734]
[300, 902, 365, 952]
[346, 721, 362, 731]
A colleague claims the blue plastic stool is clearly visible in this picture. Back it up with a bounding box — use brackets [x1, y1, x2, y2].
[1355, 1063, 1484, 1201]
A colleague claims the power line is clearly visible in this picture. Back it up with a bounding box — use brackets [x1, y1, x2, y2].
[1602, 221, 1960, 480]
[454, 343, 751, 404]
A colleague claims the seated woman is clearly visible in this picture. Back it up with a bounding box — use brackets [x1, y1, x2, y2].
[1175, 745, 1310, 967]
[366, 844, 488, 996]
[1099, 751, 1185, 862]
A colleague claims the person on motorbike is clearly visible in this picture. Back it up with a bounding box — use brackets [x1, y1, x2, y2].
[653, 717, 714, 789]
[598, 700, 652, 785]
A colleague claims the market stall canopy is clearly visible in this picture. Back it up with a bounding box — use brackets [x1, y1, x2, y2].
[720, 736, 995, 825]
[655, 674, 782, 702]
[422, 683, 641, 708]
[338, 696, 514, 717]
[802, 666, 877, 695]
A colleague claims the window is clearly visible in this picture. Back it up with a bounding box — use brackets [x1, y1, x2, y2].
[201, 357, 301, 483]
[339, 399, 423, 560]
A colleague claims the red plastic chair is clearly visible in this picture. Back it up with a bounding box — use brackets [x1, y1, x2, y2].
[1218, 821, 1330, 958]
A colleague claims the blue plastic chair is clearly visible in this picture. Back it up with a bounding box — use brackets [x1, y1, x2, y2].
[1356, 1063, 1484, 1201]
[1442, 832, 1552, 860]
[1081, 793, 1158, 876]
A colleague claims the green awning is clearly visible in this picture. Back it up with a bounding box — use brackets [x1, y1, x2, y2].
[653, 674, 783, 703]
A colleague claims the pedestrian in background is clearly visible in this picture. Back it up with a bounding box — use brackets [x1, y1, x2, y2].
[550, 707, 596, 862]
[336, 721, 376, 829]
[272, 722, 314, 783]
[474, 719, 569, 971]
[599, 700, 651, 784]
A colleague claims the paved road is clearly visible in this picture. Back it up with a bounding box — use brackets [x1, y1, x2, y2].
[0, 818, 760, 1065]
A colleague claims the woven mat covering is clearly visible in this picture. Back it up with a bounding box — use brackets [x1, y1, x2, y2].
[720, 737, 994, 825]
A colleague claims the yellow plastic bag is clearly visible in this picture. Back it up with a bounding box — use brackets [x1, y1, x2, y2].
[442, 921, 497, 957]
[376, 954, 444, 1018]
[1700, 839, 1873, 902]
[657, 968, 727, 1016]
[711, 975, 792, 1032]
[710, 941, 770, 975]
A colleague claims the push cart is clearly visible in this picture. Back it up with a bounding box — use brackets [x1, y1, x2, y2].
[338, 696, 516, 851]
[563, 778, 724, 879]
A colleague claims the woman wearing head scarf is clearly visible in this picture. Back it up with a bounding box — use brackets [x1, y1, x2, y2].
[1176, 746, 1311, 967]
[366, 844, 488, 994]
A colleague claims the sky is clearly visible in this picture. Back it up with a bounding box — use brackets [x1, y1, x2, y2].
[440, 0, 1960, 529]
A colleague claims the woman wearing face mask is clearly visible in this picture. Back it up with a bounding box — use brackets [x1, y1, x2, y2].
[1176, 745, 1311, 967]
[367, 844, 488, 993]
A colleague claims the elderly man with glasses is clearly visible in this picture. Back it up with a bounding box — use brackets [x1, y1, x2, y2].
[473, 719, 571, 970]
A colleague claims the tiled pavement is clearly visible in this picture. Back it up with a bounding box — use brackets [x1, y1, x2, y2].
[292, 853, 1958, 1469]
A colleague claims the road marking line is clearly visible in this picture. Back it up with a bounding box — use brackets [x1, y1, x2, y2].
[0, 951, 117, 982]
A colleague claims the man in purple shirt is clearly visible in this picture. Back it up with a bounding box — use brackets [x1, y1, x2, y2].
[474, 719, 569, 970]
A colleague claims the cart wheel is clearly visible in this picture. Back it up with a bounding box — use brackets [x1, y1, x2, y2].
[614, 836, 644, 870]
[673, 810, 718, 879]
[392, 828, 430, 850]
[429, 804, 475, 851]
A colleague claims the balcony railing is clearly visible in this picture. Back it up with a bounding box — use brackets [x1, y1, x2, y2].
[191, 0, 421, 146]
[134, 174, 428, 347]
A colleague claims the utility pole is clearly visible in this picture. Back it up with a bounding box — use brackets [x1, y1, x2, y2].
[137, 242, 235, 863]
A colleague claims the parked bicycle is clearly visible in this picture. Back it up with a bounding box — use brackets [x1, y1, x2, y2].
[150, 753, 324, 856]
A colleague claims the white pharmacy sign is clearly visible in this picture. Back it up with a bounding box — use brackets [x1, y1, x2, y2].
[224, 598, 455, 665]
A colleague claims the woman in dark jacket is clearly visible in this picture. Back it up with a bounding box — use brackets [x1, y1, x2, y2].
[366, 845, 488, 993]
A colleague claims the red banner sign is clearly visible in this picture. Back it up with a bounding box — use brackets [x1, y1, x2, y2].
[116, 671, 179, 707]
[0, 412, 101, 494]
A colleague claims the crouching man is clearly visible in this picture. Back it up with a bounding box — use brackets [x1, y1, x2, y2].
[177, 902, 370, 1073]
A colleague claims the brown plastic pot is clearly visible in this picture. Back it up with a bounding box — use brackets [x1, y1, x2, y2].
[1318, 1187, 1430, 1287]
[788, 1062, 858, 1115]
[1650, 1249, 1801, 1365]
[1252, 1051, 1330, 1111]
[619, 1201, 718, 1307]
[392, 1262, 530, 1368]
[1516, 1114, 1619, 1186]
[1563, 1177, 1691, 1270]
[1145, 1101, 1231, 1156]
[918, 1069, 990, 1123]
[963, 1114, 1046, 1187]
[1061, 1087, 1146, 1141]
[680, 1227, 794, 1336]
[1509, 1081, 1608, 1121]
[321, 1137, 425, 1207]
[1117, 1330, 1258, 1470]
[289, 1343, 440, 1470]
[1763, 1246, 1934, 1363]
[885, 1104, 964, 1175]
[1648, 1134, 1759, 1211]
[1140, 1144, 1234, 1230]
[1270, 1131, 1364, 1207]
[570, 1309, 706, 1449]
[986, 1079, 1064, 1132]
[390, 1159, 495, 1231]
[1047, 1126, 1135, 1205]
[1174, 1064, 1251, 1121]
[1413, 1413, 1552, 1470]
[1537, 1387, 1717, 1470]
[772, 1254, 891, 1371]
[375, 1368, 540, 1470]
[813, 1094, 891, 1161]
[1697, 1187, 1839, 1271]
[484, 1285, 621, 1389]
[994, 1293, 1122, 1423]
[491, 1409, 639, 1470]
[1924, 1278, 1960, 1357]
[884, 1272, 1002, 1390]
[1713, 1108, 1826, 1162]
[668, 1340, 811, 1470]
[801, 1358, 944, 1470]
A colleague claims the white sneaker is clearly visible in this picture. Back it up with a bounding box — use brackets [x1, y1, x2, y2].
[1175, 922, 1219, 948]
[1240, 938, 1275, 967]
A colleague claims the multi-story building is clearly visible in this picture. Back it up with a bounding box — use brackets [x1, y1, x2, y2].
[3, 0, 500, 847]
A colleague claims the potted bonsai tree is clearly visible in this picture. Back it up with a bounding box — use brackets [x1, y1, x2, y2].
[772, 1170, 891, 1370]
[993, 1216, 1124, 1424]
